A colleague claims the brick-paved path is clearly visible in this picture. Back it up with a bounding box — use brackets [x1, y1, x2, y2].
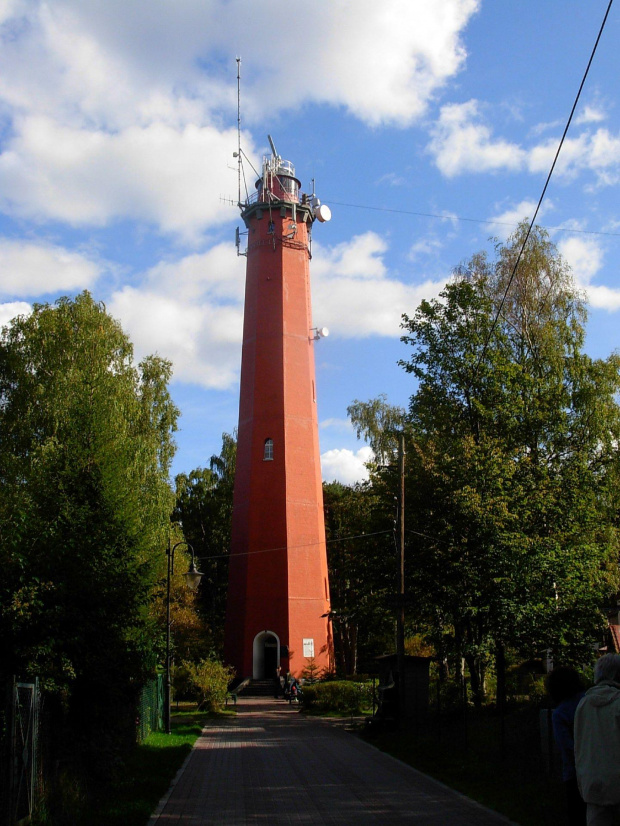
[149, 697, 517, 825]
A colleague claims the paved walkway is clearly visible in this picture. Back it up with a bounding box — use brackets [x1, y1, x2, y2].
[149, 697, 517, 825]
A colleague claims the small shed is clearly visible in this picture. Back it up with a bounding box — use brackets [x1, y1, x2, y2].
[375, 654, 431, 726]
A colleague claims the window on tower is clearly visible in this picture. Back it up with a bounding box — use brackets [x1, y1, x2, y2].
[264, 438, 274, 461]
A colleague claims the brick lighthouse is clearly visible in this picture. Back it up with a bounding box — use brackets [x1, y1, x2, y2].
[224, 137, 332, 680]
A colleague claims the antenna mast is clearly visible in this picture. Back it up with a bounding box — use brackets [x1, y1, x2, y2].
[236, 57, 242, 206]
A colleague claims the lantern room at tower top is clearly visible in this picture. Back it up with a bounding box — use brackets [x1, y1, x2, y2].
[224, 137, 333, 681]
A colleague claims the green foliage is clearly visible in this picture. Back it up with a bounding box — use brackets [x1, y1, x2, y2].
[301, 657, 321, 683]
[397, 224, 620, 693]
[347, 395, 406, 466]
[173, 433, 236, 655]
[345, 225, 620, 703]
[151, 540, 212, 666]
[323, 480, 395, 675]
[0, 292, 179, 772]
[301, 680, 373, 714]
[181, 658, 235, 712]
[53, 711, 212, 826]
[370, 704, 566, 826]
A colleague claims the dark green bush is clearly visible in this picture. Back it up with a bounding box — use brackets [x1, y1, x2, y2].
[301, 681, 372, 713]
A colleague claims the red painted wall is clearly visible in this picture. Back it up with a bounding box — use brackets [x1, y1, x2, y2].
[224, 182, 332, 680]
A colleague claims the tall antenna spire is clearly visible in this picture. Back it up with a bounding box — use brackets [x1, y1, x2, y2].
[236, 57, 242, 206]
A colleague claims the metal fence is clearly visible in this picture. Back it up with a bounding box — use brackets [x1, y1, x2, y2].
[137, 674, 164, 743]
[1, 674, 164, 825]
[4, 679, 41, 826]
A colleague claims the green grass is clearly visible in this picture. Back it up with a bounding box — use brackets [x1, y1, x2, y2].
[85, 708, 234, 826]
[365, 704, 565, 826]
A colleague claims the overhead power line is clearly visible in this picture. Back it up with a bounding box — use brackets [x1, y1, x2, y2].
[478, 0, 614, 367]
[324, 199, 620, 239]
[195, 528, 394, 563]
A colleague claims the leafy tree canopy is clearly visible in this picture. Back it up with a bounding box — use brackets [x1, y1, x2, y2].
[350, 225, 620, 696]
[323, 480, 395, 675]
[173, 433, 236, 655]
[0, 291, 179, 760]
[399, 225, 620, 677]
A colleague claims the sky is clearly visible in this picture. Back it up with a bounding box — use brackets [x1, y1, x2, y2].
[1, 0, 620, 485]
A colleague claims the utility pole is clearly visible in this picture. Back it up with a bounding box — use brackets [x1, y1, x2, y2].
[397, 431, 406, 723]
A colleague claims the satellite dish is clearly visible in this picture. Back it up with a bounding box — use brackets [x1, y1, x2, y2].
[319, 327, 329, 338]
[315, 204, 332, 223]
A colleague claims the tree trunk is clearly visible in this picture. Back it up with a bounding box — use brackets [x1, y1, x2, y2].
[496, 643, 506, 711]
[464, 654, 483, 709]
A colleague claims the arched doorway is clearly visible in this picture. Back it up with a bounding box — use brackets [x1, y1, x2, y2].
[252, 631, 280, 679]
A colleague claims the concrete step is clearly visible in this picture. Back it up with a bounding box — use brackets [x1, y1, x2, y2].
[238, 679, 278, 697]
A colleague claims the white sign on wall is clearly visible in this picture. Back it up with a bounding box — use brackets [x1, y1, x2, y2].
[303, 638, 315, 658]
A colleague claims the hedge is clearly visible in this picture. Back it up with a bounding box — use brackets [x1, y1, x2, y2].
[301, 681, 373, 713]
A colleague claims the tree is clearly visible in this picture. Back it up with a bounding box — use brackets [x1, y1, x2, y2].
[173, 433, 236, 654]
[398, 224, 620, 701]
[0, 292, 179, 770]
[347, 395, 406, 466]
[323, 481, 395, 674]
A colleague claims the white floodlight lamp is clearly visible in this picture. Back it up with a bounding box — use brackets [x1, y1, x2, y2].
[312, 327, 329, 341]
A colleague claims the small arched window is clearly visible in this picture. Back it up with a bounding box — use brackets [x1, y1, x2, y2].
[264, 438, 274, 461]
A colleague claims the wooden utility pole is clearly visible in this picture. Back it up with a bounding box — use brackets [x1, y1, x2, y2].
[397, 431, 406, 722]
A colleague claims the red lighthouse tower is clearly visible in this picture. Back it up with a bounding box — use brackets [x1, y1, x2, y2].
[224, 138, 332, 680]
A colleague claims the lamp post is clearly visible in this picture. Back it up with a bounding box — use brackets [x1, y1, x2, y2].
[396, 431, 406, 725]
[165, 539, 203, 734]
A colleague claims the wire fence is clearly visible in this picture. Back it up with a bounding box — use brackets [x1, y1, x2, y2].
[137, 674, 165, 743]
[0, 674, 165, 825]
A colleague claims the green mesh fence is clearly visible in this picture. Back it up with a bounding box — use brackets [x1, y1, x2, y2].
[137, 674, 164, 743]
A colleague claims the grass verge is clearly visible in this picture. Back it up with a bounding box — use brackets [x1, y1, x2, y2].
[365, 704, 565, 826]
[85, 708, 234, 826]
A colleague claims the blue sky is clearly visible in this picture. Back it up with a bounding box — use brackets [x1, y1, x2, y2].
[1, 0, 620, 485]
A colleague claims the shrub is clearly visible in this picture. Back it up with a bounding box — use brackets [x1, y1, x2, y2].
[301, 657, 321, 683]
[182, 658, 235, 712]
[301, 681, 373, 713]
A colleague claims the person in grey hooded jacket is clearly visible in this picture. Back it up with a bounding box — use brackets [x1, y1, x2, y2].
[575, 653, 620, 826]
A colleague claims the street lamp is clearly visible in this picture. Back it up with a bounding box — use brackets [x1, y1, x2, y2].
[165, 539, 203, 734]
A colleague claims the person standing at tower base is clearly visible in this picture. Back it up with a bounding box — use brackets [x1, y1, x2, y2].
[547, 665, 587, 826]
[575, 654, 620, 826]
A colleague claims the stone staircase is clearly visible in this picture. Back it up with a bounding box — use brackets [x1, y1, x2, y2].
[237, 679, 277, 697]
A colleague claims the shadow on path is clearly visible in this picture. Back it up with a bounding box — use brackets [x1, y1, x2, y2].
[149, 697, 518, 825]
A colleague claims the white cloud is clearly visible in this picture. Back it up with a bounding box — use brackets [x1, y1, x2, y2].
[320, 417, 355, 433]
[0, 238, 101, 296]
[581, 283, 620, 312]
[312, 232, 447, 337]
[408, 237, 443, 261]
[265, 0, 480, 127]
[489, 200, 540, 230]
[0, 300, 31, 329]
[429, 100, 620, 187]
[376, 172, 406, 187]
[315, 232, 388, 280]
[557, 235, 620, 311]
[0, 117, 243, 237]
[559, 236, 603, 285]
[575, 105, 606, 126]
[0, 1, 479, 129]
[486, 200, 554, 240]
[0, 1, 481, 234]
[105, 231, 449, 388]
[108, 243, 245, 388]
[320, 446, 373, 485]
[429, 100, 526, 177]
